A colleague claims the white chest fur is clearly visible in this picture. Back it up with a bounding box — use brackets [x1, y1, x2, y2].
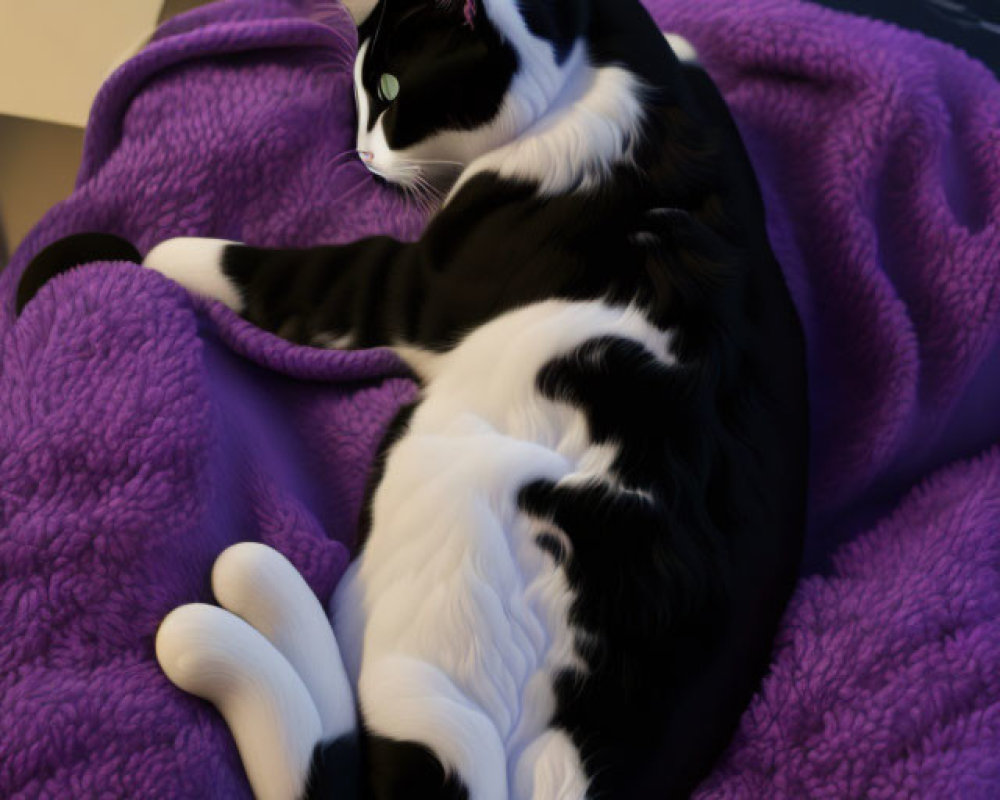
[332, 299, 675, 799]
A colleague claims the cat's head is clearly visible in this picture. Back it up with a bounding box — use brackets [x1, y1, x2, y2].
[342, 0, 591, 192]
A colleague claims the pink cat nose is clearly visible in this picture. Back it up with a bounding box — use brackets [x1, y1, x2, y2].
[358, 150, 374, 163]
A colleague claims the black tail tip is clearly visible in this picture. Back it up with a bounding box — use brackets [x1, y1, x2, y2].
[15, 232, 141, 316]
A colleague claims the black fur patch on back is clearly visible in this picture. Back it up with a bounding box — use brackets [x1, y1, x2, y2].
[514, 329, 735, 797]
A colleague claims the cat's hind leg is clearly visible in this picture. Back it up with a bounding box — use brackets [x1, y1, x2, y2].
[156, 603, 323, 800]
[158, 544, 360, 800]
[210, 543, 357, 742]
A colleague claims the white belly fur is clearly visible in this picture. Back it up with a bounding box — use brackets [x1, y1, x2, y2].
[332, 300, 675, 800]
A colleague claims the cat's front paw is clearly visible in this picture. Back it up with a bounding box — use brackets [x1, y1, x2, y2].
[143, 237, 245, 311]
[16, 232, 141, 316]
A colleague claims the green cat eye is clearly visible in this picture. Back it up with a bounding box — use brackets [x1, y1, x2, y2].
[378, 73, 400, 103]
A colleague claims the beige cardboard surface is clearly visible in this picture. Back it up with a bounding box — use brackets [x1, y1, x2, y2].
[0, 115, 84, 263]
[0, 0, 211, 261]
[0, 1, 165, 128]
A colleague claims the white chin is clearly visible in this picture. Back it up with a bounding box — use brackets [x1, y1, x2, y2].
[364, 162, 390, 180]
[364, 160, 421, 190]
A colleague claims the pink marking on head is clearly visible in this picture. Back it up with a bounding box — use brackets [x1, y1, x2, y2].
[463, 0, 476, 28]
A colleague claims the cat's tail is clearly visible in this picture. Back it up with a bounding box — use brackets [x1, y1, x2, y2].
[156, 543, 358, 800]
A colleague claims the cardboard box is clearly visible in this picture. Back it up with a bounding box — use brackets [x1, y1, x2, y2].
[0, 0, 207, 265]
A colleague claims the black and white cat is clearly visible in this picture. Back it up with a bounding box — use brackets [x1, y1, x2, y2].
[16, 0, 808, 797]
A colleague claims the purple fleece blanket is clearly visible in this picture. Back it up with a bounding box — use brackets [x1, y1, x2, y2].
[1, 0, 998, 796]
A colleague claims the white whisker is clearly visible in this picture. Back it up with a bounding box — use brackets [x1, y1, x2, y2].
[323, 149, 366, 171]
[333, 173, 378, 210]
[397, 157, 466, 169]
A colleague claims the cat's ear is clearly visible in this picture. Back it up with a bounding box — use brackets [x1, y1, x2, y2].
[435, 0, 479, 28]
[341, 0, 379, 26]
[457, 0, 478, 28]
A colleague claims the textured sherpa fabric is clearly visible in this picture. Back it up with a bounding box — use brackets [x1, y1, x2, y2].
[0, 0, 998, 797]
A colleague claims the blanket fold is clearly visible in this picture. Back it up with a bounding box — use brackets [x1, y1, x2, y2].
[1, 0, 998, 796]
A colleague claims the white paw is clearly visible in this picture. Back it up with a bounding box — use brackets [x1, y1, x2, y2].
[156, 544, 360, 799]
[156, 603, 321, 800]
[212, 542, 357, 740]
[664, 32, 699, 64]
[144, 237, 244, 311]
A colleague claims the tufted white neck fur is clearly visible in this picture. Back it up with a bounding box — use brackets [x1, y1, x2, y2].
[446, 59, 646, 202]
[446, 0, 648, 203]
[445, 0, 646, 200]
